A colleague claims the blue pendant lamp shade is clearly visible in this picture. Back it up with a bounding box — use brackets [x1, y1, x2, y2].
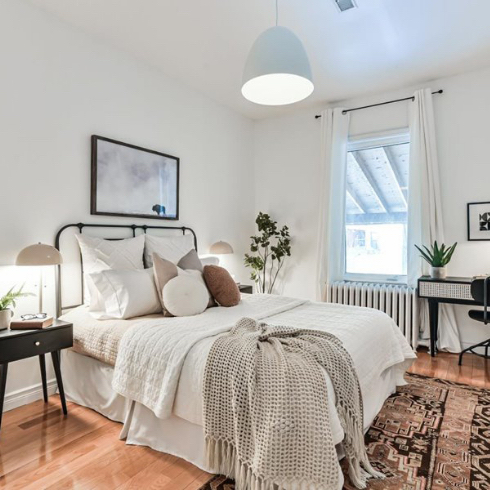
[242, 26, 314, 106]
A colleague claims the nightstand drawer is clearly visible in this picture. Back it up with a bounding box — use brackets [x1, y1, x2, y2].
[0, 326, 73, 363]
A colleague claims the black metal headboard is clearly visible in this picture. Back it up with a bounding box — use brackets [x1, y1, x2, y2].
[54, 222, 197, 317]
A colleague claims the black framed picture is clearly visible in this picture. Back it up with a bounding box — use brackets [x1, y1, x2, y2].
[467, 201, 490, 241]
[91, 135, 179, 220]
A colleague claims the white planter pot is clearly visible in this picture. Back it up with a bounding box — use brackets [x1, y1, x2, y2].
[0, 309, 12, 330]
[430, 267, 447, 279]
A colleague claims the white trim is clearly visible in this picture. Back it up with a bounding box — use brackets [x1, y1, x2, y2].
[348, 128, 410, 151]
[343, 129, 410, 282]
[343, 273, 407, 285]
[460, 340, 488, 356]
[3, 378, 57, 412]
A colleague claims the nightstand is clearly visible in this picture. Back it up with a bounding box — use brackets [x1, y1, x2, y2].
[0, 320, 73, 430]
[239, 284, 253, 294]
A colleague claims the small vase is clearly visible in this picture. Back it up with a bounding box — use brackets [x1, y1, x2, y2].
[430, 267, 447, 279]
[0, 309, 12, 330]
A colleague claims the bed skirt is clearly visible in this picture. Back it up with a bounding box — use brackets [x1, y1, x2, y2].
[62, 349, 409, 486]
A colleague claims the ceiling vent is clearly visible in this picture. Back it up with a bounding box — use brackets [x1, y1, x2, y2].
[333, 0, 357, 12]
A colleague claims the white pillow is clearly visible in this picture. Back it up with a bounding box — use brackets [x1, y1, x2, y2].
[88, 268, 161, 320]
[162, 275, 209, 317]
[144, 234, 195, 268]
[200, 256, 220, 266]
[76, 234, 145, 303]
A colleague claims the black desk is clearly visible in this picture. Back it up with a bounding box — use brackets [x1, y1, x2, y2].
[417, 276, 480, 356]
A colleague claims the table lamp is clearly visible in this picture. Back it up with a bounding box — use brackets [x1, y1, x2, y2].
[16, 243, 63, 313]
[209, 241, 234, 255]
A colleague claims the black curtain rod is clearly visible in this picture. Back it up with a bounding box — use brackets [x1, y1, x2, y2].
[314, 89, 443, 119]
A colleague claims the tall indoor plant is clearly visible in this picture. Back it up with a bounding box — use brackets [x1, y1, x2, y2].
[0, 286, 31, 330]
[414, 241, 457, 279]
[244, 212, 291, 294]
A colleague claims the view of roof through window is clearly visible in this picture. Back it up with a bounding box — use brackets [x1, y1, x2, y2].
[345, 141, 409, 278]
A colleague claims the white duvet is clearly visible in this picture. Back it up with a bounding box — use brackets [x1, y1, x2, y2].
[111, 294, 416, 432]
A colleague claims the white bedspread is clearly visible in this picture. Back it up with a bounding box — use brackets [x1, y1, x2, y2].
[112, 294, 416, 423]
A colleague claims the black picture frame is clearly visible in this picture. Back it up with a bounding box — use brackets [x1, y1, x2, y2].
[91, 135, 180, 221]
[467, 201, 490, 241]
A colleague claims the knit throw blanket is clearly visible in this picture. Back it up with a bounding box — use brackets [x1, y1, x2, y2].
[203, 318, 384, 490]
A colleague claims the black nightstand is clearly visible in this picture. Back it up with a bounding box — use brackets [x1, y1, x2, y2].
[0, 320, 73, 430]
[239, 284, 253, 294]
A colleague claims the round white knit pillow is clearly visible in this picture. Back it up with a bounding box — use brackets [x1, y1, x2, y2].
[162, 275, 209, 317]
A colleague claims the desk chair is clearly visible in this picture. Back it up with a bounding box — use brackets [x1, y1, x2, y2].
[459, 276, 490, 366]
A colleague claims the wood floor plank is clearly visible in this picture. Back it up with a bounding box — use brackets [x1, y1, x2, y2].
[0, 349, 487, 489]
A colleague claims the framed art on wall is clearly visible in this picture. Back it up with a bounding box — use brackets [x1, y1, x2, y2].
[91, 135, 179, 220]
[467, 201, 490, 241]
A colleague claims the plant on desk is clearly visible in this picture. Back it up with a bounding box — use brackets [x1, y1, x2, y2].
[415, 241, 457, 279]
[0, 285, 32, 331]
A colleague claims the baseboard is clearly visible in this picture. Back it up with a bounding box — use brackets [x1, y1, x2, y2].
[3, 379, 57, 412]
[460, 340, 488, 356]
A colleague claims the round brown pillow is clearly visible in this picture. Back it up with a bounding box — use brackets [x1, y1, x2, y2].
[203, 265, 241, 307]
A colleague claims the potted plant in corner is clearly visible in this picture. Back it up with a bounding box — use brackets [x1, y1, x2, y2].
[244, 212, 291, 294]
[0, 286, 31, 330]
[415, 241, 457, 279]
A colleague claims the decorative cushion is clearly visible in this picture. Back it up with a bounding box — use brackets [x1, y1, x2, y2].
[153, 252, 213, 316]
[178, 249, 204, 272]
[88, 268, 161, 320]
[203, 265, 241, 307]
[75, 234, 145, 304]
[144, 234, 195, 268]
[162, 275, 209, 317]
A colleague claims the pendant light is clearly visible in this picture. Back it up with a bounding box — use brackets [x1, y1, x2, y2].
[242, 0, 314, 106]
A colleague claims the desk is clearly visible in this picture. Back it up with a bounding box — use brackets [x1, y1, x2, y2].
[417, 276, 480, 356]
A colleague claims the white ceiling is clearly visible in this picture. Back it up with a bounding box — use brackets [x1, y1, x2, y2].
[28, 0, 490, 119]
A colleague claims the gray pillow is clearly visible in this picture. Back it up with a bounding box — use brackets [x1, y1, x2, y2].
[177, 249, 203, 272]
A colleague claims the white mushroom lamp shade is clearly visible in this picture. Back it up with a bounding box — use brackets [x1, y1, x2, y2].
[242, 26, 314, 106]
[15, 243, 63, 266]
[209, 241, 234, 255]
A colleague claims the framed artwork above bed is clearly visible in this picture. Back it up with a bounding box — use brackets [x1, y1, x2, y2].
[91, 135, 179, 220]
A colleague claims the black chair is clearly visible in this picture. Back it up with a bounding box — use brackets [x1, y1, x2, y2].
[459, 276, 490, 365]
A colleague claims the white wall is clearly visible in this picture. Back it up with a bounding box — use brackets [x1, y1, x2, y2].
[254, 66, 490, 349]
[0, 0, 254, 409]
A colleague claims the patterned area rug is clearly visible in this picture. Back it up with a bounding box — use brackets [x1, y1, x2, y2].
[198, 374, 490, 490]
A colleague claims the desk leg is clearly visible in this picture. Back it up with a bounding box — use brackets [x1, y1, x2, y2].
[39, 355, 48, 403]
[51, 351, 67, 415]
[0, 363, 8, 431]
[428, 299, 439, 357]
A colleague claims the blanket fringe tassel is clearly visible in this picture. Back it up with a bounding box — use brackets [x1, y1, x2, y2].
[206, 437, 384, 490]
[341, 410, 385, 489]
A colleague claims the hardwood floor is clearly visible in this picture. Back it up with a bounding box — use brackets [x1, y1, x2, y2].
[0, 350, 488, 489]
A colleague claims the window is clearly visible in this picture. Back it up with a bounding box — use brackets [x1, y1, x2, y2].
[343, 132, 410, 282]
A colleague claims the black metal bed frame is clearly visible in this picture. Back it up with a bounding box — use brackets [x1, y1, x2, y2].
[54, 222, 197, 317]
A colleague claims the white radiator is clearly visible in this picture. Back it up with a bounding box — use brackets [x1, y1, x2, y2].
[327, 282, 419, 348]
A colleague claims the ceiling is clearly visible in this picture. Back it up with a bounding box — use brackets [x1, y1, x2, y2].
[28, 0, 490, 119]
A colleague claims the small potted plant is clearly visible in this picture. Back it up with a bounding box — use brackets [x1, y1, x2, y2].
[415, 241, 457, 279]
[0, 286, 31, 330]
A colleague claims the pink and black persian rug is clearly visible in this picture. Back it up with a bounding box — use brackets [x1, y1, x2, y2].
[199, 374, 490, 489]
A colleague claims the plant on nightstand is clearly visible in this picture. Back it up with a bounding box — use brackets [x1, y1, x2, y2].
[415, 241, 457, 279]
[244, 212, 291, 294]
[0, 286, 31, 330]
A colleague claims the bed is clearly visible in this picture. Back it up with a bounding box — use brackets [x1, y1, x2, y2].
[55, 223, 416, 489]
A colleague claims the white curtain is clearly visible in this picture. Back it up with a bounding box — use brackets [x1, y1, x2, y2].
[317, 108, 350, 301]
[407, 88, 461, 352]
